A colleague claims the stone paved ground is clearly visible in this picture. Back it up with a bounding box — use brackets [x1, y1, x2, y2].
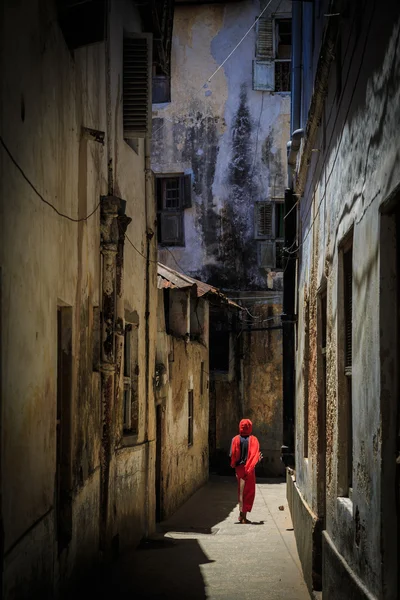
[98, 476, 310, 600]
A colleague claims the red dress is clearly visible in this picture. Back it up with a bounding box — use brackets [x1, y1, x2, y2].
[230, 433, 260, 513]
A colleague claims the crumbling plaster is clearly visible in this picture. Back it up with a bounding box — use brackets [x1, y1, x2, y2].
[156, 290, 209, 518]
[152, 0, 291, 290]
[1, 0, 157, 595]
[294, 9, 400, 597]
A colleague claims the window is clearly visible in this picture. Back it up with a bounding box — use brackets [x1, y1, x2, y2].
[92, 306, 100, 372]
[253, 16, 291, 92]
[56, 306, 73, 552]
[255, 201, 284, 268]
[255, 202, 273, 238]
[153, 65, 171, 103]
[190, 296, 206, 342]
[338, 233, 353, 497]
[157, 174, 192, 246]
[123, 34, 152, 138]
[188, 390, 194, 446]
[123, 324, 139, 434]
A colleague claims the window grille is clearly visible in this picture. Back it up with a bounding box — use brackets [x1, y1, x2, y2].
[275, 61, 291, 92]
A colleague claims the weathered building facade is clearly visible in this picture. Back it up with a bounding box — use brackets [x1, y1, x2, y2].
[286, 1, 400, 598]
[151, 0, 291, 475]
[0, 0, 172, 597]
[155, 263, 210, 519]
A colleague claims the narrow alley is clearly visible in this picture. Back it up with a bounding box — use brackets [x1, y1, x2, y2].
[95, 477, 309, 600]
[2, 0, 400, 599]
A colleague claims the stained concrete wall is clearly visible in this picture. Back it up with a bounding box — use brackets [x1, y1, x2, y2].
[241, 296, 284, 477]
[0, 0, 158, 596]
[152, 0, 291, 291]
[151, 0, 290, 480]
[291, 1, 400, 598]
[156, 289, 209, 519]
[209, 293, 284, 477]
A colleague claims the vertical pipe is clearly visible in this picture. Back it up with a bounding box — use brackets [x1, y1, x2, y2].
[281, 188, 296, 467]
[143, 138, 154, 537]
[291, 1, 303, 134]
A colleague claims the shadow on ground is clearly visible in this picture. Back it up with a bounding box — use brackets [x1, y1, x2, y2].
[68, 475, 291, 600]
[69, 476, 238, 600]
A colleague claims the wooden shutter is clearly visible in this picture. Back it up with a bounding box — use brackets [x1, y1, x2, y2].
[253, 60, 275, 91]
[182, 174, 192, 208]
[123, 34, 152, 138]
[258, 240, 275, 268]
[255, 202, 273, 238]
[160, 212, 184, 246]
[343, 247, 353, 370]
[256, 16, 274, 59]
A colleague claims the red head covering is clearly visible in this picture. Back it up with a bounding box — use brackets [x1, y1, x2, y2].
[239, 419, 252, 436]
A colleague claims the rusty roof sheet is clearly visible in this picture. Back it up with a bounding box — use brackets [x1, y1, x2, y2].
[157, 263, 242, 309]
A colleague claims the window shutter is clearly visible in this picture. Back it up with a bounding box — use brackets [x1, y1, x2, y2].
[258, 240, 275, 268]
[255, 202, 273, 238]
[253, 60, 275, 91]
[160, 212, 184, 246]
[123, 34, 152, 138]
[182, 174, 192, 209]
[256, 16, 274, 59]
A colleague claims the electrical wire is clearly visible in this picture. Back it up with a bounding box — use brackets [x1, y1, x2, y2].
[153, 0, 281, 138]
[0, 135, 100, 223]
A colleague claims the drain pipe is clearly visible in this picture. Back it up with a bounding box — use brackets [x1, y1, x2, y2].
[287, 128, 304, 189]
[282, 0, 303, 470]
[291, 0, 302, 135]
[144, 135, 155, 538]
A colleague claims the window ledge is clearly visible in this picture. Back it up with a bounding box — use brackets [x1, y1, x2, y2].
[152, 102, 171, 110]
[121, 433, 139, 448]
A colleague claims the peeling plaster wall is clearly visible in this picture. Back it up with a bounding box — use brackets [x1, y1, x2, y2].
[152, 0, 291, 291]
[242, 298, 284, 477]
[156, 290, 209, 518]
[0, 0, 157, 596]
[293, 2, 400, 597]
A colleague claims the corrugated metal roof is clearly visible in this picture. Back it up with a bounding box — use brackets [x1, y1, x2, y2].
[157, 263, 242, 309]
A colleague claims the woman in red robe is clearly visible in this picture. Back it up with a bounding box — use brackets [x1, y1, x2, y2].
[230, 419, 262, 524]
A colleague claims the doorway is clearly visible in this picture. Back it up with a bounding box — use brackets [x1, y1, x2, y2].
[380, 202, 400, 598]
[56, 305, 73, 553]
[155, 403, 165, 522]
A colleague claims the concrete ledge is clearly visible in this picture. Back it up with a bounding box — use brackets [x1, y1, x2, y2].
[322, 531, 378, 600]
[286, 470, 322, 593]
